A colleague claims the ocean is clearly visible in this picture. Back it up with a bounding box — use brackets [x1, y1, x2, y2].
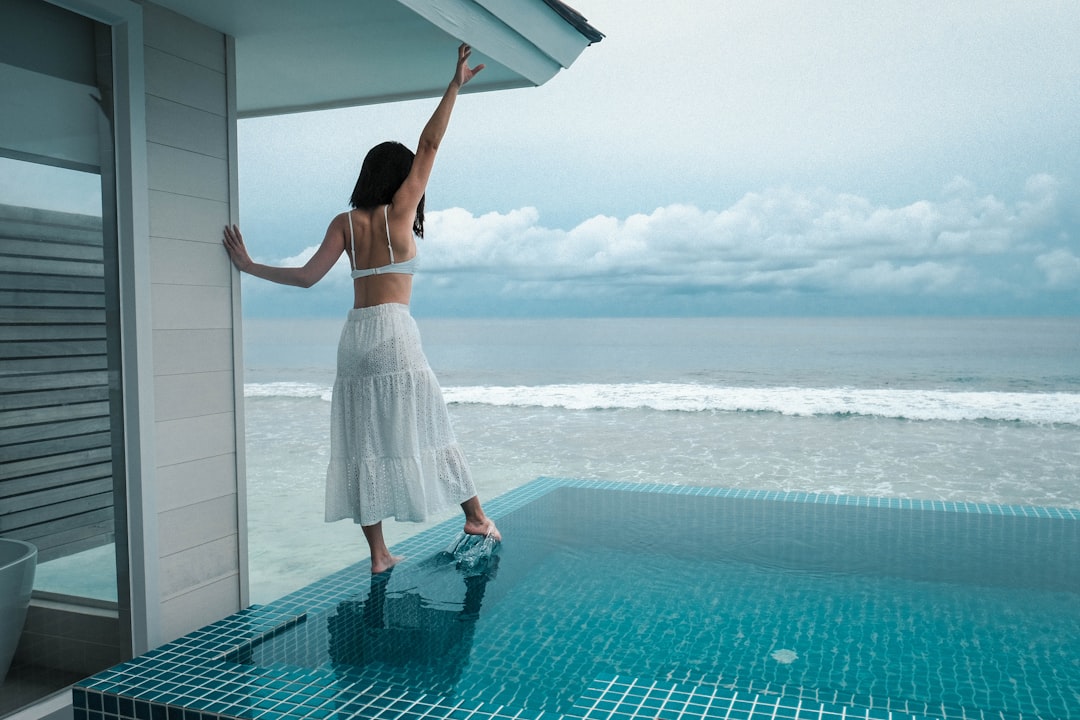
[242, 315, 1080, 604]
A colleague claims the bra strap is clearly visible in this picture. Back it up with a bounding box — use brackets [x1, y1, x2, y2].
[348, 210, 357, 270]
[384, 204, 395, 264]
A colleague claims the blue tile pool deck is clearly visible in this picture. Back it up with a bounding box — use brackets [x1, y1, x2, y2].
[74, 478, 1080, 720]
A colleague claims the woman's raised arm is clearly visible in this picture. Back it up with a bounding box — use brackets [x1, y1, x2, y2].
[391, 43, 484, 220]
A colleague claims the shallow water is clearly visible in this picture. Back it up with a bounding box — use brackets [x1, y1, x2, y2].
[242, 483, 1080, 718]
[239, 316, 1080, 604]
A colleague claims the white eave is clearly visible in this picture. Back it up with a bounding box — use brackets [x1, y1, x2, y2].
[150, 0, 603, 118]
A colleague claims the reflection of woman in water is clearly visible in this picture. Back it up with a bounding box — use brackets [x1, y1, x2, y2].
[223, 44, 500, 574]
[328, 554, 498, 694]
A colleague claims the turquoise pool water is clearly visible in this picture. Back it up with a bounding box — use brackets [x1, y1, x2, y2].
[75, 479, 1080, 720]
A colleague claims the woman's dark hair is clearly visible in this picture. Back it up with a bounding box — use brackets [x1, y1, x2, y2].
[349, 141, 425, 237]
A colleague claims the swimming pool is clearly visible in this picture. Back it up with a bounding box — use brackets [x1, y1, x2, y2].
[75, 478, 1080, 720]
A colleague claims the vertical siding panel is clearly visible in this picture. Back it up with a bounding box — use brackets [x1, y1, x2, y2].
[143, 1, 241, 643]
[152, 329, 233, 375]
[158, 535, 240, 599]
[157, 495, 236, 557]
[144, 47, 226, 115]
[154, 371, 234, 421]
[156, 454, 237, 513]
[151, 237, 231, 286]
[158, 575, 241, 643]
[225, 32, 250, 610]
[142, 3, 225, 73]
[148, 191, 227, 243]
[151, 284, 233, 329]
[146, 143, 229, 199]
[154, 413, 235, 468]
[146, 95, 228, 158]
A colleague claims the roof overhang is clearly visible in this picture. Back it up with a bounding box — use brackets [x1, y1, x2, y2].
[150, 0, 603, 118]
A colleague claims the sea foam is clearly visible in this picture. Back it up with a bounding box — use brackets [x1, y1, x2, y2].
[245, 381, 334, 403]
[246, 381, 1080, 425]
[441, 383, 1080, 425]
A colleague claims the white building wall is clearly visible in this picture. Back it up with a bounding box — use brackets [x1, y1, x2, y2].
[139, 1, 244, 643]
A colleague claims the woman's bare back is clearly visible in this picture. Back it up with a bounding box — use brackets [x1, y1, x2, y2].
[346, 206, 416, 309]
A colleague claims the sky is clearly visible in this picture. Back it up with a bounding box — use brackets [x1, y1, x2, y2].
[48, 1, 1080, 318]
[236, 0, 1080, 318]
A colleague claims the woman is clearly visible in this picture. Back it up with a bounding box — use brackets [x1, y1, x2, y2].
[223, 43, 499, 575]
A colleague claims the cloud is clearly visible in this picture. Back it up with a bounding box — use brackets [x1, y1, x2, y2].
[1035, 249, 1080, 288]
[246, 175, 1076, 316]
[416, 175, 1070, 297]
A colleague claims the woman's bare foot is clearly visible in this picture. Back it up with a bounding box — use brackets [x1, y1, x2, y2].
[371, 552, 403, 575]
[461, 496, 501, 542]
[464, 517, 501, 542]
[362, 522, 402, 574]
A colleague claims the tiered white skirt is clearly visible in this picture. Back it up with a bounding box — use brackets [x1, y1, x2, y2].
[324, 303, 476, 526]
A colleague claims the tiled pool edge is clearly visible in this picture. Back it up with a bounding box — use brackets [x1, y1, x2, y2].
[73, 478, 1079, 720]
[73, 668, 940, 720]
[236, 477, 1080, 620]
[526, 477, 1080, 520]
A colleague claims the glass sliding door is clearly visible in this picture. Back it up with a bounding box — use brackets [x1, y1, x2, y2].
[0, 0, 128, 713]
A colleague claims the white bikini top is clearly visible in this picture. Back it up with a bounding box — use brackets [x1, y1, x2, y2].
[349, 205, 418, 278]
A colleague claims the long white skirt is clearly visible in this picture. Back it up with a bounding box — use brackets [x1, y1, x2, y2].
[324, 303, 476, 526]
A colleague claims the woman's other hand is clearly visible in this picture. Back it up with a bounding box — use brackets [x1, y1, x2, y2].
[454, 43, 485, 88]
[223, 224, 252, 272]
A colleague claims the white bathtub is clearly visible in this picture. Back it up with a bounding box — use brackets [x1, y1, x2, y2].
[0, 539, 36, 682]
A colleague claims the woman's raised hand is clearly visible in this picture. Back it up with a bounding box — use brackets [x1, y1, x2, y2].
[453, 43, 485, 88]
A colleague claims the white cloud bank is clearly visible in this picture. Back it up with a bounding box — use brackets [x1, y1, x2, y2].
[253, 175, 1076, 316]
[420, 175, 1071, 296]
[1036, 249, 1080, 288]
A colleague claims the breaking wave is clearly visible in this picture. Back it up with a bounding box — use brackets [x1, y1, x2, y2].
[245, 381, 334, 403]
[246, 381, 1080, 426]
